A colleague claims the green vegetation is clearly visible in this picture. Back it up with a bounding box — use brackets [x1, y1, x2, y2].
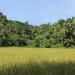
[0, 12, 75, 48]
[1, 61, 75, 75]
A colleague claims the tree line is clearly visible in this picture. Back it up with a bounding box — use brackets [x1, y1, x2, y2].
[0, 12, 75, 48]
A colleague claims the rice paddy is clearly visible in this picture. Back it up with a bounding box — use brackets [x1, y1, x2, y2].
[0, 48, 75, 75]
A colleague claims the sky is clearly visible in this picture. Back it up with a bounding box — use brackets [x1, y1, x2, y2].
[0, 0, 75, 25]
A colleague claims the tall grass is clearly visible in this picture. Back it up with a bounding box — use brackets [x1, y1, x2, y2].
[0, 61, 75, 75]
[0, 48, 75, 75]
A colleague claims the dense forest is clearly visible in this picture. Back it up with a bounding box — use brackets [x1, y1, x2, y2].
[0, 12, 75, 48]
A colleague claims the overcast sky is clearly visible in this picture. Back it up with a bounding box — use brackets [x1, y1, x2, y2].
[0, 0, 75, 25]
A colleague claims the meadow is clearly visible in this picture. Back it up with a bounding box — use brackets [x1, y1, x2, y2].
[0, 48, 75, 75]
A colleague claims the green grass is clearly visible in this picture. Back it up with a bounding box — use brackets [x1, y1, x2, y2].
[0, 48, 75, 75]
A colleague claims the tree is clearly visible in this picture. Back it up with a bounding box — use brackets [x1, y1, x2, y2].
[0, 12, 75, 48]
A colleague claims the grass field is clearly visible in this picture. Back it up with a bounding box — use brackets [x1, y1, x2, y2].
[0, 48, 75, 75]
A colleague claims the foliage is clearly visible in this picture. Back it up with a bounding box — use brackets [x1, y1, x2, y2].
[0, 12, 75, 48]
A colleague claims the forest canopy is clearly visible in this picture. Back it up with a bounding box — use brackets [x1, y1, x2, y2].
[0, 12, 75, 48]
